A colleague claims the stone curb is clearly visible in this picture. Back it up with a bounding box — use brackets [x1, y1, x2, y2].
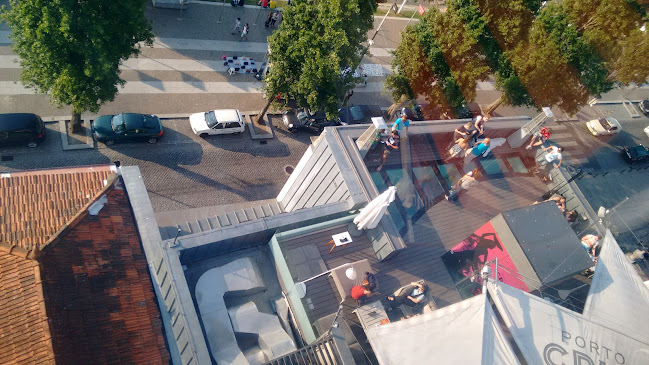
[58, 120, 95, 151]
[244, 113, 274, 139]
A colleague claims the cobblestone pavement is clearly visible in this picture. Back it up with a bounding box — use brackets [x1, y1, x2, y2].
[0, 117, 312, 212]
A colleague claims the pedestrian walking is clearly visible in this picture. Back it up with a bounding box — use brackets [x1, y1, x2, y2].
[265, 12, 273, 27]
[270, 11, 280, 27]
[240, 23, 249, 41]
[232, 18, 242, 34]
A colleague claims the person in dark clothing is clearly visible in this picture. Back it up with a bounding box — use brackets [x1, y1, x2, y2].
[376, 130, 400, 171]
[265, 12, 273, 27]
[454, 121, 476, 141]
[386, 282, 427, 311]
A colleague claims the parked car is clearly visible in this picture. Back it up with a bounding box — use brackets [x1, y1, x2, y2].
[92, 113, 163, 145]
[400, 106, 424, 121]
[338, 104, 384, 125]
[644, 125, 649, 138]
[621, 145, 649, 164]
[282, 108, 338, 134]
[454, 103, 474, 119]
[190, 109, 245, 137]
[586, 117, 621, 136]
[0, 113, 46, 148]
[639, 99, 649, 116]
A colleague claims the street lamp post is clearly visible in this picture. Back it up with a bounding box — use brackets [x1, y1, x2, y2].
[217, 0, 227, 24]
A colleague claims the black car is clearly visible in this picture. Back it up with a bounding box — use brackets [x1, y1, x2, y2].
[621, 145, 649, 164]
[454, 103, 474, 119]
[639, 100, 649, 116]
[282, 109, 338, 134]
[92, 113, 163, 145]
[0, 113, 46, 148]
[338, 104, 384, 125]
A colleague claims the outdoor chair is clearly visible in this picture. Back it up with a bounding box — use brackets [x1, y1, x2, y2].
[388, 280, 438, 317]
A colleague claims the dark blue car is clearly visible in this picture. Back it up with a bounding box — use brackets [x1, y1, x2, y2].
[622, 145, 649, 164]
[92, 113, 163, 145]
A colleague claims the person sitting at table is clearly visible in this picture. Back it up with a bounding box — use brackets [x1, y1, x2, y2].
[351, 282, 379, 301]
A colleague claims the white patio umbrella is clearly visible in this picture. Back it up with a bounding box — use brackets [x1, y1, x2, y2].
[353, 186, 397, 230]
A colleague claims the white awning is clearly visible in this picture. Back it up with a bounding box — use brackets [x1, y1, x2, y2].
[489, 282, 649, 365]
[582, 230, 649, 344]
[365, 294, 519, 365]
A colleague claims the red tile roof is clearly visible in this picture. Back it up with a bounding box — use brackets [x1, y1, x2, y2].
[0, 166, 114, 258]
[0, 254, 54, 365]
[39, 186, 169, 364]
[0, 166, 169, 364]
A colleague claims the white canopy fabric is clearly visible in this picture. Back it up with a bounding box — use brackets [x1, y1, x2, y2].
[365, 294, 519, 365]
[353, 186, 396, 230]
[582, 230, 649, 344]
[489, 282, 649, 365]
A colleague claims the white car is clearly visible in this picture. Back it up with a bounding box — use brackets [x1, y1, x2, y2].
[644, 125, 649, 138]
[586, 117, 621, 136]
[190, 109, 245, 137]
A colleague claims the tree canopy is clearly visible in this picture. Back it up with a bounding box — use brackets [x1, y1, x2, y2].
[388, 6, 490, 118]
[264, 0, 375, 117]
[388, 0, 649, 117]
[1, 0, 153, 127]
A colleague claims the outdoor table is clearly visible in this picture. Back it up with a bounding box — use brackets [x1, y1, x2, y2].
[326, 231, 352, 253]
[354, 299, 388, 329]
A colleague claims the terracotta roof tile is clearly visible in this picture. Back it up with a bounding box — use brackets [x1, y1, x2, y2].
[39, 186, 170, 364]
[0, 253, 55, 364]
[0, 166, 169, 364]
[0, 166, 114, 256]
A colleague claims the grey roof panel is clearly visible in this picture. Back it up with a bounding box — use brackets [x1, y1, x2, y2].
[501, 202, 593, 284]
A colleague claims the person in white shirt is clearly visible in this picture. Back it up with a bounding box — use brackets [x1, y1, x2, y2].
[539, 145, 563, 168]
[232, 18, 241, 34]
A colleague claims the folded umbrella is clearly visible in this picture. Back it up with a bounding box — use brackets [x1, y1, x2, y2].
[354, 186, 397, 230]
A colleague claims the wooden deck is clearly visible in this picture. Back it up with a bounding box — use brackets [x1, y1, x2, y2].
[279, 172, 548, 334]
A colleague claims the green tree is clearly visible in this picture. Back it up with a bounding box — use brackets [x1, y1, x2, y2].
[537, 2, 613, 96]
[450, 0, 589, 115]
[562, 0, 649, 85]
[506, 26, 589, 115]
[389, 28, 451, 118]
[257, 0, 375, 122]
[387, 6, 490, 118]
[1, 0, 154, 132]
[446, 0, 534, 114]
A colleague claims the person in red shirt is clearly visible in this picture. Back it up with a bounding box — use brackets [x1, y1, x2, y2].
[526, 126, 552, 150]
[350, 283, 378, 300]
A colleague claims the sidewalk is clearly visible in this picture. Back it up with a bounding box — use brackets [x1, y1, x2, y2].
[148, 1, 284, 44]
